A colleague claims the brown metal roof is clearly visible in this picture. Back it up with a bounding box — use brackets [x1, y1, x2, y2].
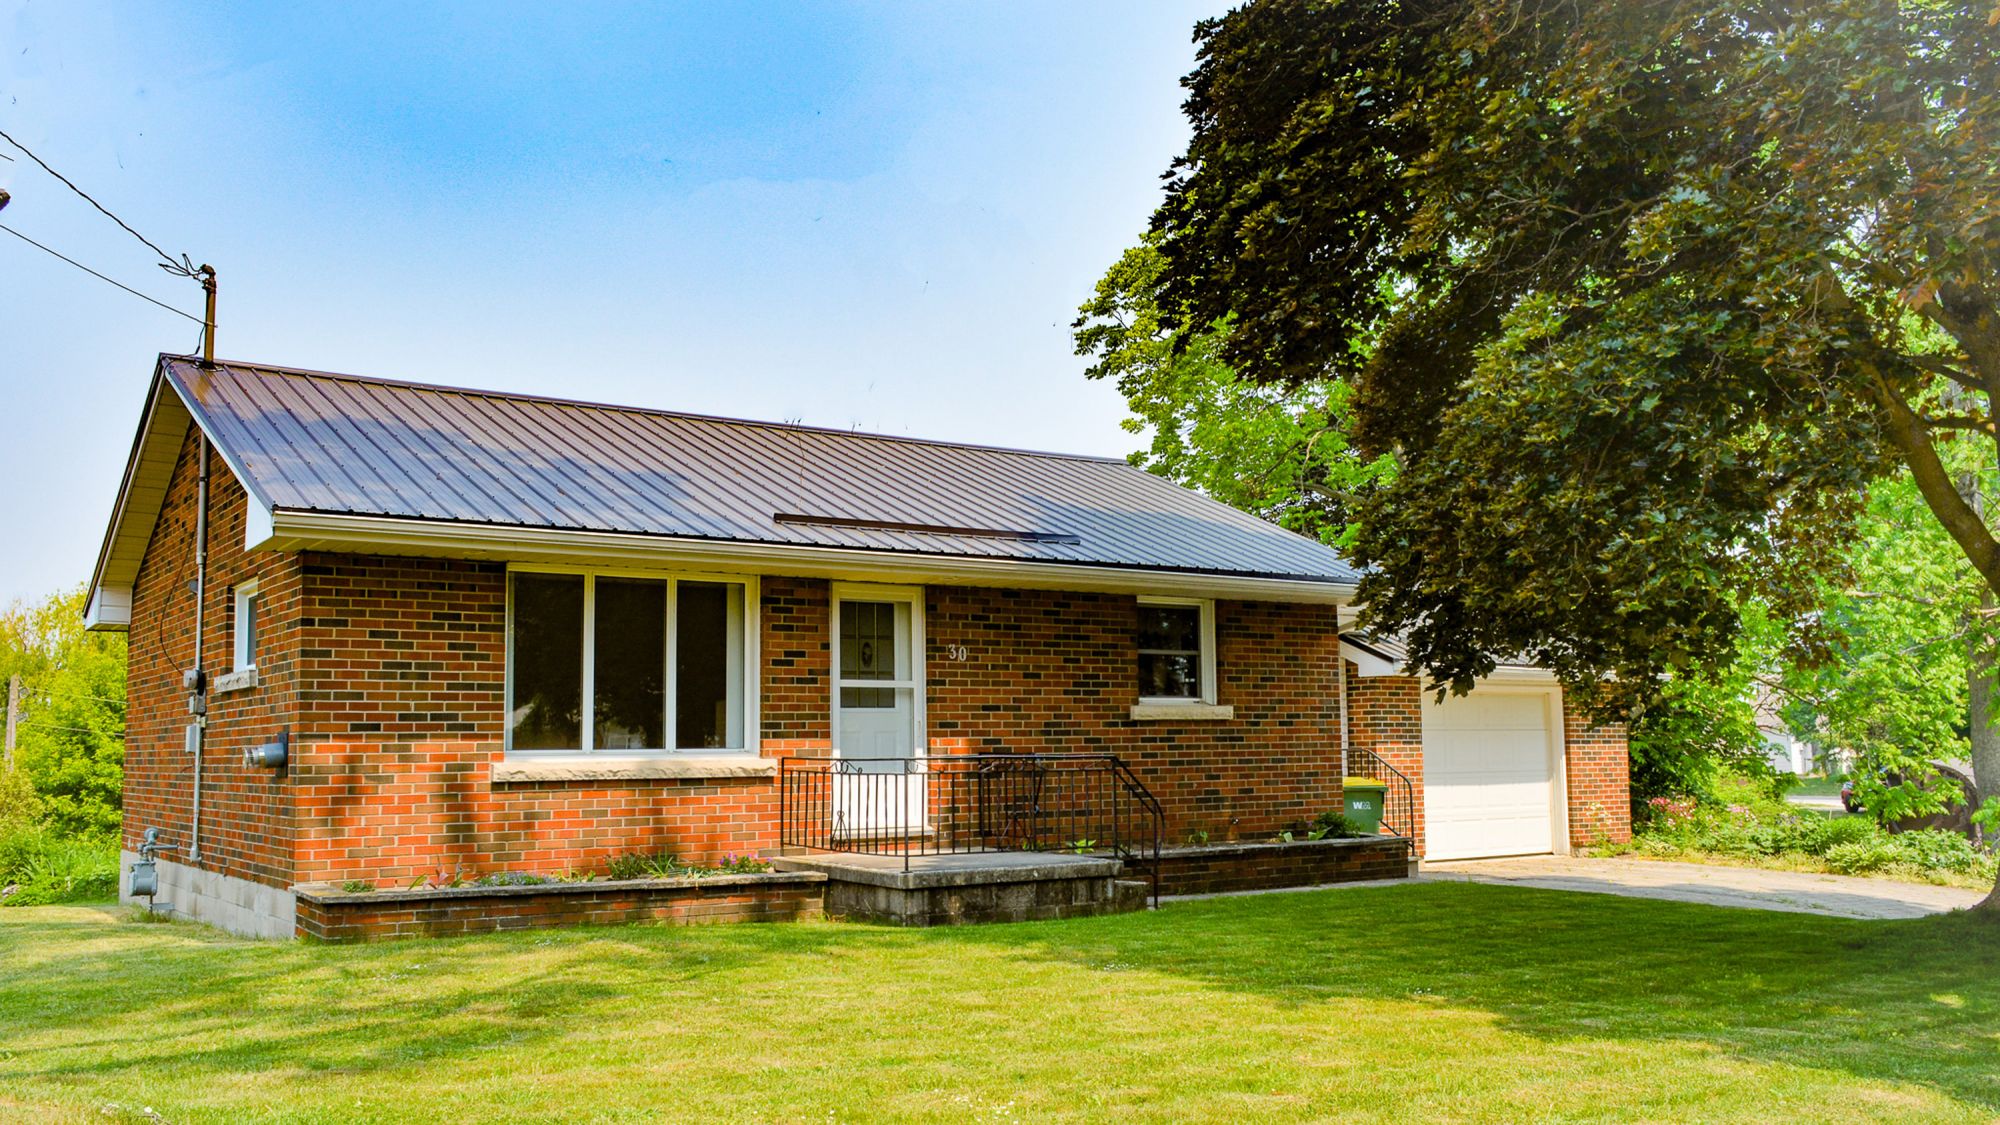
[158, 355, 1360, 583]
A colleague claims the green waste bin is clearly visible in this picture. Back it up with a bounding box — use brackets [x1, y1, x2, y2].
[1342, 777, 1388, 834]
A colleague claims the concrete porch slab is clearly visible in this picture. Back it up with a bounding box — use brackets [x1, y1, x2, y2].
[771, 850, 1122, 890]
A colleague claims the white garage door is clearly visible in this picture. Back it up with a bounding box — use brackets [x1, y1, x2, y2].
[1421, 690, 1558, 861]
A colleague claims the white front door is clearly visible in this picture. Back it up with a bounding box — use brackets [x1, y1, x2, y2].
[1421, 688, 1560, 861]
[832, 588, 924, 838]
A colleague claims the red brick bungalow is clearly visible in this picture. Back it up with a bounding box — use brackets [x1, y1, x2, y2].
[89, 356, 1628, 938]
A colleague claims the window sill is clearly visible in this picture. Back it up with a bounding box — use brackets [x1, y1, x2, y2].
[492, 756, 778, 784]
[1129, 702, 1234, 722]
[214, 668, 259, 694]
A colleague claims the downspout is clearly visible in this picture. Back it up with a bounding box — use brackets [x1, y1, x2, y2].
[1336, 615, 1351, 775]
[189, 435, 210, 864]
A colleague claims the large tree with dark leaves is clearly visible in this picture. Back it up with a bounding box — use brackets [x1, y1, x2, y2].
[1150, 0, 2000, 906]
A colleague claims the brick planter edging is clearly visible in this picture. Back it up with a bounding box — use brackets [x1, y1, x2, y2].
[1130, 834, 1415, 897]
[293, 871, 828, 941]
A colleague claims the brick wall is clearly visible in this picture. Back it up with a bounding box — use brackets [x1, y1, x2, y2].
[1343, 666, 1427, 852]
[1563, 705, 1632, 848]
[925, 587, 1344, 842]
[124, 427, 300, 890]
[287, 557, 826, 885]
[1132, 836, 1413, 897]
[293, 874, 826, 941]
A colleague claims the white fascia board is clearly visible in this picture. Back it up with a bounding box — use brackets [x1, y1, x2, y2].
[1339, 636, 1558, 685]
[84, 585, 133, 632]
[244, 496, 276, 552]
[1339, 636, 1403, 678]
[267, 510, 1358, 605]
[1476, 666, 1562, 685]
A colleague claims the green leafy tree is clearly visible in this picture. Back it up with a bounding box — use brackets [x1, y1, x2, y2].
[1780, 467, 1991, 821]
[1629, 604, 1781, 807]
[1146, 0, 2000, 910]
[1074, 236, 1394, 546]
[1, 588, 125, 838]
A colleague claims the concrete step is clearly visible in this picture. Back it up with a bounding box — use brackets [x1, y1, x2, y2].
[772, 850, 1149, 925]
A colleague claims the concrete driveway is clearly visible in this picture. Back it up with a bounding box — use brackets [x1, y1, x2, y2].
[1422, 855, 1984, 920]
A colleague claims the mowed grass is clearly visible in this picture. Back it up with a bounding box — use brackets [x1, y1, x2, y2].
[2, 882, 1997, 1124]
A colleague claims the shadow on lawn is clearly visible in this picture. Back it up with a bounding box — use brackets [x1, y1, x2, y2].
[934, 880, 2000, 1112]
[0, 906, 858, 1084]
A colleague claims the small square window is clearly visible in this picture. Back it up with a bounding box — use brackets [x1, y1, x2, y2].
[233, 581, 261, 671]
[1137, 598, 1214, 703]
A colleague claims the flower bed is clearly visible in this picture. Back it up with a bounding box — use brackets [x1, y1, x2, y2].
[1601, 780, 1996, 889]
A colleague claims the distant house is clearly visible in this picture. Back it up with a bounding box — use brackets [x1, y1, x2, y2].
[1755, 691, 1829, 776]
[89, 355, 1629, 938]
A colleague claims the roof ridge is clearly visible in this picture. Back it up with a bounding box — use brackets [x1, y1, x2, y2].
[163, 354, 1130, 465]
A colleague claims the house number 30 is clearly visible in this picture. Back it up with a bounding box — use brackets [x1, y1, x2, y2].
[944, 644, 970, 662]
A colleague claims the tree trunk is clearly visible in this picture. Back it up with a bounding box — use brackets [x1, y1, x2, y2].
[1965, 639, 2000, 915]
[1956, 471, 2000, 916]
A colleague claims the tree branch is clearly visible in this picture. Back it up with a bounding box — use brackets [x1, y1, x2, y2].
[1869, 373, 2000, 597]
[1917, 413, 1997, 435]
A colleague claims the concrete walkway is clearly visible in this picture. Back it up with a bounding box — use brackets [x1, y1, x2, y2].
[1423, 855, 1984, 920]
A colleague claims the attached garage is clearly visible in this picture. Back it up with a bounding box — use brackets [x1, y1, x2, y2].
[1341, 631, 1594, 863]
[1420, 688, 1563, 861]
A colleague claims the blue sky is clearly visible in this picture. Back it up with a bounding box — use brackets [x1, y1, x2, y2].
[0, 1, 1225, 607]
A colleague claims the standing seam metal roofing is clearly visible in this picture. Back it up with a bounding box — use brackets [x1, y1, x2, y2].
[162, 355, 1362, 583]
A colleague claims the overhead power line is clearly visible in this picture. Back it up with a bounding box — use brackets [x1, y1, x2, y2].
[0, 127, 198, 278]
[0, 222, 204, 324]
[19, 719, 123, 737]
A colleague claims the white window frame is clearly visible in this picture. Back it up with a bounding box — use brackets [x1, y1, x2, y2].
[504, 564, 760, 758]
[1135, 595, 1217, 706]
[232, 579, 261, 671]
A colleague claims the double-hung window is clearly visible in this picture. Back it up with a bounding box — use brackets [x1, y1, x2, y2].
[507, 569, 754, 755]
[1136, 596, 1216, 705]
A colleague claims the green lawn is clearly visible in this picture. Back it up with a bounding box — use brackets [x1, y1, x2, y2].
[4, 883, 1997, 1124]
[1788, 776, 1846, 799]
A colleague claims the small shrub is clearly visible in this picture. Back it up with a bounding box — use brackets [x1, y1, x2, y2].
[607, 852, 771, 879]
[1889, 829, 1986, 875]
[473, 872, 550, 887]
[606, 853, 654, 881]
[1312, 810, 1356, 837]
[1824, 839, 1899, 875]
[1816, 815, 1879, 853]
[0, 770, 42, 832]
[0, 826, 118, 906]
[712, 854, 772, 875]
[340, 879, 376, 894]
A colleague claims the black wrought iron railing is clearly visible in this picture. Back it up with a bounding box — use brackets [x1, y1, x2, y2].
[1344, 746, 1417, 841]
[778, 752, 1165, 904]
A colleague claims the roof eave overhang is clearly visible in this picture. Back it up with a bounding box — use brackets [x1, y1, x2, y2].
[85, 364, 181, 631]
[262, 510, 1359, 605]
[1339, 634, 1557, 684]
[85, 358, 278, 631]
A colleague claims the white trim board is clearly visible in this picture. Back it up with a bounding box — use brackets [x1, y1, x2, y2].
[260, 510, 1357, 606]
